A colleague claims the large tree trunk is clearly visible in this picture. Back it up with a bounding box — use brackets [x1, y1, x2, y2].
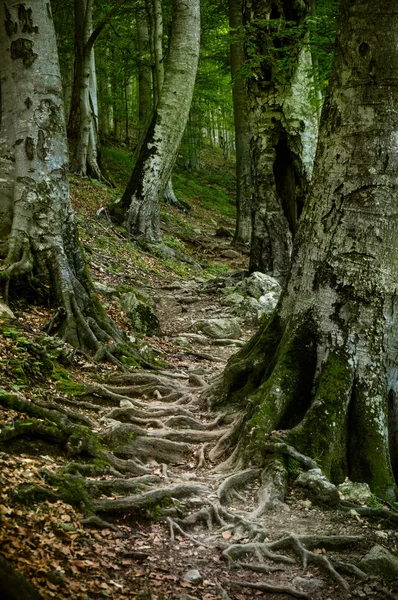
[0, 0, 129, 360]
[209, 0, 398, 501]
[244, 0, 318, 281]
[229, 0, 252, 246]
[115, 0, 200, 242]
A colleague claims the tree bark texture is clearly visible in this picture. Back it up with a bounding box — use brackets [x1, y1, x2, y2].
[136, 2, 153, 127]
[0, 0, 126, 355]
[118, 0, 200, 242]
[212, 0, 398, 501]
[229, 0, 253, 246]
[244, 0, 318, 281]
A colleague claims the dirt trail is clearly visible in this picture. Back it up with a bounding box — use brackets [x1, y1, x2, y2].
[1, 267, 398, 600]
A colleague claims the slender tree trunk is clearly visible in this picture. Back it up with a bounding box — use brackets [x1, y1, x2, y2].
[114, 0, 200, 242]
[229, 0, 252, 245]
[136, 3, 152, 127]
[152, 0, 164, 97]
[244, 0, 318, 281]
[0, 0, 130, 359]
[210, 0, 398, 501]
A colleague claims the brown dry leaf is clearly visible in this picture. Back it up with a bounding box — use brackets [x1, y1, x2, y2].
[221, 530, 232, 539]
[46, 581, 58, 591]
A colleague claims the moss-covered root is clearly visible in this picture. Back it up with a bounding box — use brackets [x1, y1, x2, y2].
[94, 482, 207, 514]
[0, 554, 43, 600]
[250, 458, 289, 518]
[0, 389, 102, 459]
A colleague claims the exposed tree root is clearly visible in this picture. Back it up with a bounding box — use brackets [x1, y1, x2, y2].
[217, 468, 261, 504]
[80, 515, 119, 531]
[227, 579, 311, 599]
[263, 441, 318, 471]
[250, 459, 289, 517]
[85, 475, 162, 496]
[340, 500, 398, 524]
[94, 483, 207, 514]
[167, 517, 211, 548]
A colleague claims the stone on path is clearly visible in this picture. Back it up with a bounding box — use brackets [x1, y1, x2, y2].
[294, 469, 340, 506]
[182, 569, 203, 585]
[189, 318, 241, 340]
[337, 481, 372, 504]
[359, 544, 398, 578]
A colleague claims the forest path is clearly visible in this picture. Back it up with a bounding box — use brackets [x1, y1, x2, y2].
[55, 273, 391, 600]
[0, 256, 396, 600]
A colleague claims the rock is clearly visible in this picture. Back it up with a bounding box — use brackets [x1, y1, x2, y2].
[120, 291, 160, 336]
[190, 318, 242, 340]
[182, 570, 203, 586]
[215, 226, 234, 238]
[337, 481, 372, 504]
[177, 296, 201, 304]
[222, 249, 240, 259]
[258, 292, 279, 317]
[235, 271, 281, 299]
[93, 281, 118, 296]
[171, 338, 191, 348]
[292, 577, 323, 593]
[221, 292, 245, 307]
[0, 302, 15, 319]
[294, 469, 340, 506]
[359, 545, 398, 578]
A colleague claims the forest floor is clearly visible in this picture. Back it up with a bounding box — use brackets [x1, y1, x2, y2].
[1, 146, 398, 600]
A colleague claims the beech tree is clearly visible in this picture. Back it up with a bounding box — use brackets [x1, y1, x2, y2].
[0, 0, 130, 360]
[229, 0, 252, 246]
[244, 0, 318, 281]
[209, 0, 398, 501]
[68, 0, 127, 179]
[114, 0, 200, 242]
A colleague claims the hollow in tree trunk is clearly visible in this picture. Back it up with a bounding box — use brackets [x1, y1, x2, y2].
[244, 0, 318, 281]
[114, 0, 200, 242]
[209, 0, 398, 501]
[0, 0, 130, 360]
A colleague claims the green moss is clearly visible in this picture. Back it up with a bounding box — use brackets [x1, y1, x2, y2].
[51, 365, 86, 395]
[10, 483, 58, 506]
[286, 347, 353, 482]
[41, 470, 92, 509]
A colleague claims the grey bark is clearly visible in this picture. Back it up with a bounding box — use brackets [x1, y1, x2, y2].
[244, 0, 318, 281]
[211, 0, 398, 501]
[0, 0, 126, 355]
[117, 0, 200, 242]
[229, 0, 253, 245]
[136, 2, 152, 127]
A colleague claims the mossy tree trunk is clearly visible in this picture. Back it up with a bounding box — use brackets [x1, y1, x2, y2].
[114, 0, 200, 242]
[244, 0, 318, 281]
[0, 0, 128, 358]
[211, 0, 398, 501]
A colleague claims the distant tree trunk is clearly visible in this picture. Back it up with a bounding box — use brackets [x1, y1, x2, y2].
[152, 0, 164, 97]
[245, 0, 318, 281]
[136, 3, 152, 127]
[229, 0, 252, 245]
[210, 0, 398, 501]
[114, 0, 200, 242]
[69, 0, 102, 178]
[69, 0, 126, 179]
[0, 0, 129, 358]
